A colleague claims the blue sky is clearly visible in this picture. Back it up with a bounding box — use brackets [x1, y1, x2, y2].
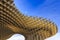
[7, 0, 60, 40]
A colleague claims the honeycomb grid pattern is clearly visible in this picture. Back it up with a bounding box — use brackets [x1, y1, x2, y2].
[0, 0, 58, 40]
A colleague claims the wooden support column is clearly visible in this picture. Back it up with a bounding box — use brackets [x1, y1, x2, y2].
[25, 34, 44, 40]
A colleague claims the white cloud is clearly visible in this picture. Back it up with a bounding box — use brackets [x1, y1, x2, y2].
[7, 34, 25, 40]
[45, 33, 60, 40]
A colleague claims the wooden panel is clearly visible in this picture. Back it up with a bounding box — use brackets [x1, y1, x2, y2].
[0, 0, 58, 40]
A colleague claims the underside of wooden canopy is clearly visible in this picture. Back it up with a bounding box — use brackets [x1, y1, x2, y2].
[0, 0, 58, 40]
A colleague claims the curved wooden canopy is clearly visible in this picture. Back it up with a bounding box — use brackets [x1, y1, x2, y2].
[0, 0, 58, 40]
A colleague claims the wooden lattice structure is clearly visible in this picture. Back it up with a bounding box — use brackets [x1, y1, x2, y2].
[0, 0, 58, 40]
